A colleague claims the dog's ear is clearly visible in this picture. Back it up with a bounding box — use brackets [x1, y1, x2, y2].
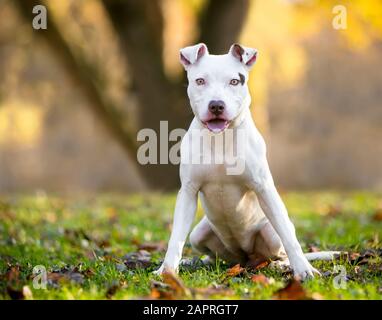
[229, 44, 258, 69]
[179, 43, 208, 70]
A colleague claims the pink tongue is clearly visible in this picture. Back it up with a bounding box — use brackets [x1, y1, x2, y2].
[206, 119, 227, 133]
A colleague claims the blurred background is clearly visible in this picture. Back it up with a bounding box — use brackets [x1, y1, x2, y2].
[0, 0, 381, 194]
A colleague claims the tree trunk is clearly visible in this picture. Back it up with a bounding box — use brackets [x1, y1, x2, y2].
[198, 0, 250, 54]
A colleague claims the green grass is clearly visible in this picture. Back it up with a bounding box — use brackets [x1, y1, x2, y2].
[0, 191, 381, 300]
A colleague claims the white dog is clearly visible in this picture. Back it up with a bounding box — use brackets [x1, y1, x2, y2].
[155, 43, 338, 280]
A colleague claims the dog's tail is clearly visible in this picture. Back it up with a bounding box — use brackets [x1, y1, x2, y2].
[304, 251, 342, 261]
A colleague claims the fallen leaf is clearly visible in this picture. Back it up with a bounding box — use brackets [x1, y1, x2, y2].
[47, 270, 84, 287]
[193, 284, 234, 298]
[326, 204, 343, 217]
[106, 282, 121, 299]
[251, 274, 270, 285]
[246, 254, 269, 270]
[3, 264, 26, 299]
[150, 282, 173, 300]
[6, 265, 21, 284]
[345, 249, 381, 265]
[179, 256, 206, 271]
[254, 260, 269, 270]
[162, 271, 188, 297]
[149, 280, 174, 299]
[308, 245, 320, 253]
[149, 271, 190, 299]
[226, 264, 245, 277]
[123, 250, 152, 270]
[349, 252, 361, 263]
[96, 239, 111, 248]
[273, 279, 310, 300]
[72, 264, 96, 278]
[138, 241, 166, 252]
[372, 207, 382, 221]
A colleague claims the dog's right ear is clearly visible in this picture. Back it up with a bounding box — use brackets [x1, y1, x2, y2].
[179, 43, 208, 70]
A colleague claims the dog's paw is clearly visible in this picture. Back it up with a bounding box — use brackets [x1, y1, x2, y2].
[153, 264, 165, 276]
[291, 258, 321, 281]
[153, 264, 178, 276]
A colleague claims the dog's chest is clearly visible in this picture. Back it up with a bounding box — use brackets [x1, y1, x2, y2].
[198, 166, 265, 250]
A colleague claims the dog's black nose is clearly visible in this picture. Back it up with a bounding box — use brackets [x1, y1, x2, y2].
[208, 100, 225, 116]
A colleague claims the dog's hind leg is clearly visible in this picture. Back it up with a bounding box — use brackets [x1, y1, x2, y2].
[189, 216, 246, 264]
[250, 221, 291, 269]
[252, 221, 287, 259]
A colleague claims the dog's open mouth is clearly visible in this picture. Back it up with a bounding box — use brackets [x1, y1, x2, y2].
[204, 119, 230, 133]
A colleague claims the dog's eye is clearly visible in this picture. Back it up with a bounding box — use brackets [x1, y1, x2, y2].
[195, 78, 205, 86]
[230, 79, 240, 86]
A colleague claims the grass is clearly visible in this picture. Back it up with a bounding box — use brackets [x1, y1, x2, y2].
[0, 191, 381, 300]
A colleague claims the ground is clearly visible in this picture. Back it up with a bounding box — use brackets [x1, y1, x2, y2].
[0, 191, 381, 300]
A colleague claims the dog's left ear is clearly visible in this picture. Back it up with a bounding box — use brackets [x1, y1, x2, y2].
[229, 44, 258, 69]
[179, 43, 208, 70]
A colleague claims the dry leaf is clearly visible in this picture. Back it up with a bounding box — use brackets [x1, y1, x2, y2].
[326, 204, 342, 217]
[372, 209, 382, 221]
[308, 245, 320, 253]
[6, 265, 21, 283]
[106, 282, 121, 299]
[3, 265, 26, 299]
[123, 250, 152, 270]
[226, 264, 245, 277]
[251, 274, 270, 285]
[162, 271, 188, 297]
[47, 270, 84, 286]
[345, 250, 380, 265]
[194, 284, 234, 298]
[246, 253, 269, 270]
[273, 279, 309, 300]
[254, 260, 269, 270]
[138, 241, 166, 252]
[150, 286, 173, 300]
[149, 270, 189, 300]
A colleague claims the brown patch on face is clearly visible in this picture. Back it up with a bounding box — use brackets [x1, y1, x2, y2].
[238, 73, 245, 85]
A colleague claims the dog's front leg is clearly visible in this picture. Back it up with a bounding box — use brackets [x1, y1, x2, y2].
[254, 168, 320, 280]
[154, 182, 198, 275]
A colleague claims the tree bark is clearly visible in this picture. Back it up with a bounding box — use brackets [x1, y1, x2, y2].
[198, 0, 250, 54]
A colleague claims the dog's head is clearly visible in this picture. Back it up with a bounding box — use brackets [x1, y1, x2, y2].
[180, 43, 258, 133]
